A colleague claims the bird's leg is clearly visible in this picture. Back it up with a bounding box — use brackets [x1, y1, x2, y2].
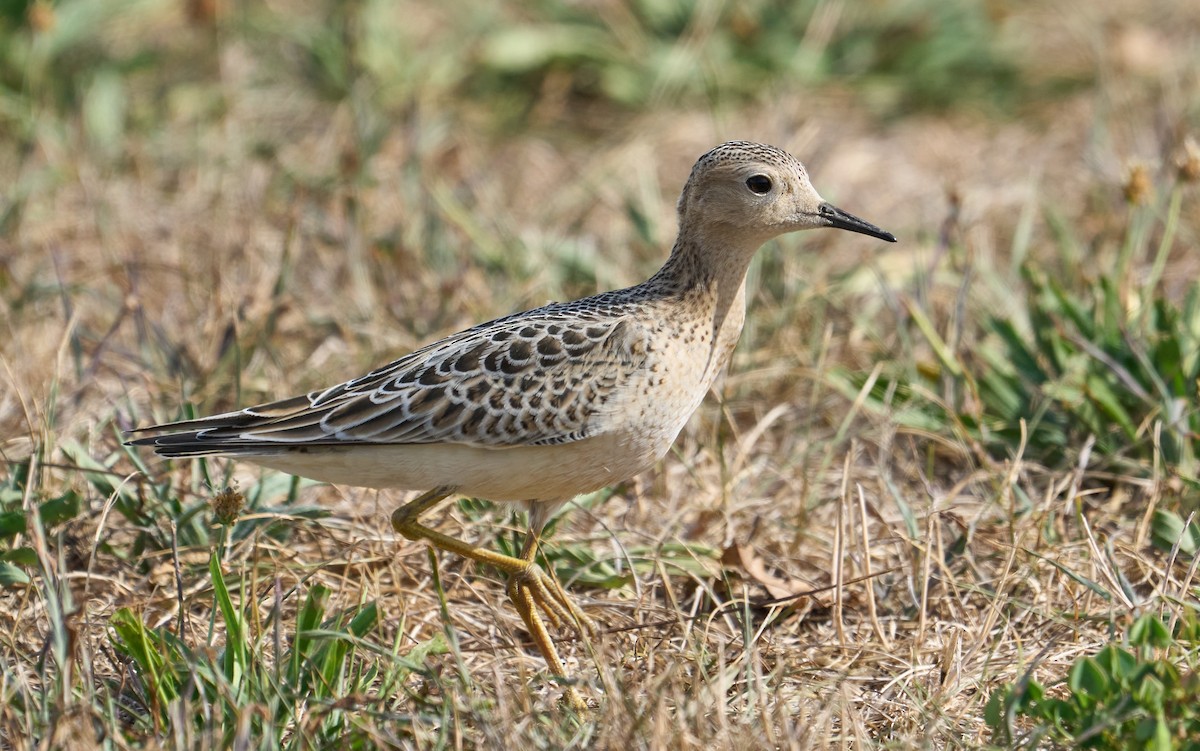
[390, 488, 593, 710]
[390, 489, 582, 627]
[510, 527, 598, 636]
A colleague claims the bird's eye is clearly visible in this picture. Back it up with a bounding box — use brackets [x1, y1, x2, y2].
[745, 174, 772, 194]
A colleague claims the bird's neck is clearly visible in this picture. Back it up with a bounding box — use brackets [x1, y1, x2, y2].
[643, 225, 762, 369]
[648, 221, 762, 293]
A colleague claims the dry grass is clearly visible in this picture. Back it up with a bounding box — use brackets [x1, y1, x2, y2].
[2, 0, 1200, 748]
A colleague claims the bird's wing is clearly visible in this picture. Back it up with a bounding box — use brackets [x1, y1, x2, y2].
[130, 303, 652, 457]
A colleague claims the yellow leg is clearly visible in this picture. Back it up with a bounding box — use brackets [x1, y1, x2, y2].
[391, 488, 594, 710]
[511, 527, 599, 635]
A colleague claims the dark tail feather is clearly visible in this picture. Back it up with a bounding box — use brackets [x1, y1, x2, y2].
[125, 430, 288, 458]
[126, 393, 326, 458]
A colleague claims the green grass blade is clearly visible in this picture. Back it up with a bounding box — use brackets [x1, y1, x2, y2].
[208, 553, 249, 689]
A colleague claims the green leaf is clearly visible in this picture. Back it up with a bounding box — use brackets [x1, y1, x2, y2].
[290, 584, 330, 685]
[0, 548, 38, 567]
[904, 298, 964, 377]
[1045, 696, 1080, 727]
[1174, 610, 1200, 643]
[1130, 614, 1173, 650]
[83, 68, 127, 159]
[988, 318, 1047, 385]
[983, 686, 1008, 727]
[1068, 656, 1110, 698]
[346, 601, 378, 638]
[1133, 673, 1166, 714]
[480, 24, 614, 73]
[1022, 677, 1045, 706]
[1150, 510, 1200, 556]
[1141, 717, 1173, 751]
[317, 631, 353, 697]
[59, 440, 145, 526]
[0, 562, 31, 586]
[1029, 552, 1112, 600]
[0, 511, 25, 538]
[1048, 273, 1097, 340]
[1094, 644, 1139, 682]
[1084, 372, 1137, 438]
[38, 491, 81, 528]
[209, 554, 248, 686]
[1153, 333, 1186, 394]
[109, 607, 179, 705]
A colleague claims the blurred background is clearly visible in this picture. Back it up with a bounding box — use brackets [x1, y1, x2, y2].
[4, 0, 1198, 456]
[2, 0, 1200, 747]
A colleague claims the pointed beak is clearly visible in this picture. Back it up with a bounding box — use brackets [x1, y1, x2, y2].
[817, 202, 897, 242]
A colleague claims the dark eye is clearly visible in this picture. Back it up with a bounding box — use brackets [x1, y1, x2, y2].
[746, 174, 772, 194]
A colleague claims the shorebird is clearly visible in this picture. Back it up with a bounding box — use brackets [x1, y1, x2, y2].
[130, 141, 896, 708]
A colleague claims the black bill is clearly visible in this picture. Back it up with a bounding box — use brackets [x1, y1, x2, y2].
[818, 202, 897, 242]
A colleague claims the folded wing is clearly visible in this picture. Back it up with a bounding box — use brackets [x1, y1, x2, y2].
[131, 303, 651, 457]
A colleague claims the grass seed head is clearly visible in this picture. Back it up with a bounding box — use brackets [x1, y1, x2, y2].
[1178, 136, 1200, 183]
[27, 1, 55, 32]
[1123, 163, 1153, 205]
[211, 486, 245, 526]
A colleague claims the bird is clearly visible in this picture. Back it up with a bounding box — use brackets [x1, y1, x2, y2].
[129, 141, 896, 709]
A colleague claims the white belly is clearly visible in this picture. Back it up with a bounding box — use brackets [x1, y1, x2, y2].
[247, 430, 664, 503]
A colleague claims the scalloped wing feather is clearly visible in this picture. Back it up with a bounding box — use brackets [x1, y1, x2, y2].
[132, 297, 652, 455]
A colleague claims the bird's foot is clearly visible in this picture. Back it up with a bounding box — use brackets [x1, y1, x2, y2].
[506, 560, 599, 637]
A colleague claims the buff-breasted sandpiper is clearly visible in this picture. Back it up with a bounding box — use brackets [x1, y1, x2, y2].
[130, 141, 896, 709]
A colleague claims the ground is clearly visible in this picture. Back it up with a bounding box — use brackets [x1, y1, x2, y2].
[1, 1, 1199, 748]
